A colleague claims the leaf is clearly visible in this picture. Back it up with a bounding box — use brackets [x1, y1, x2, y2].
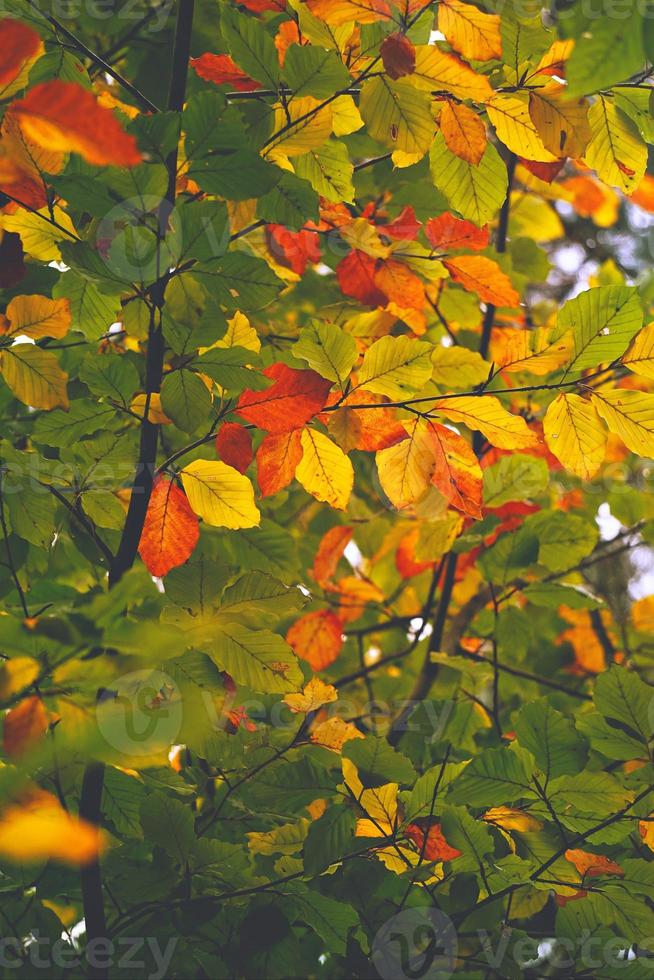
[488, 94, 556, 163]
[12, 81, 141, 167]
[160, 370, 212, 433]
[140, 792, 195, 865]
[427, 420, 483, 519]
[303, 804, 356, 874]
[515, 699, 588, 780]
[138, 476, 200, 578]
[222, 6, 280, 88]
[190, 52, 262, 91]
[2, 295, 71, 340]
[438, 0, 502, 62]
[292, 320, 357, 385]
[256, 429, 304, 496]
[1, 344, 69, 409]
[266, 96, 333, 157]
[584, 97, 647, 195]
[435, 395, 538, 450]
[211, 625, 303, 693]
[621, 322, 654, 379]
[3, 696, 49, 758]
[412, 45, 493, 102]
[482, 453, 548, 508]
[403, 821, 462, 862]
[593, 665, 652, 745]
[0, 791, 103, 866]
[439, 99, 487, 165]
[357, 335, 432, 399]
[566, 15, 644, 98]
[524, 510, 598, 572]
[543, 393, 607, 480]
[237, 363, 331, 433]
[592, 389, 654, 459]
[430, 133, 508, 227]
[1, 206, 76, 262]
[219, 570, 305, 624]
[80, 353, 139, 406]
[344, 736, 416, 786]
[528, 83, 592, 159]
[443, 255, 519, 307]
[215, 422, 254, 474]
[376, 419, 435, 508]
[181, 459, 260, 529]
[296, 427, 353, 509]
[558, 284, 643, 371]
[425, 213, 489, 252]
[294, 139, 355, 204]
[0, 19, 43, 94]
[306, 0, 392, 26]
[491, 326, 572, 376]
[564, 848, 624, 879]
[448, 747, 535, 806]
[284, 677, 338, 713]
[381, 31, 416, 79]
[257, 170, 319, 230]
[283, 43, 351, 98]
[359, 77, 434, 155]
[286, 609, 344, 670]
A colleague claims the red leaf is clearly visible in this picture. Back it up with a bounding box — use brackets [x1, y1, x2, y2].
[427, 421, 483, 519]
[425, 213, 489, 252]
[313, 525, 353, 585]
[381, 32, 416, 80]
[237, 363, 331, 433]
[266, 225, 321, 274]
[519, 157, 566, 183]
[191, 53, 262, 91]
[336, 250, 387, 307]
[138, 476, 200, 578]
[3, 696, 49, 759]
[216, 422, 254, 473]
[382, 205, 421, 241]
[239, 0, 287, 11]
[396, 529, 433, 578]
[0, 19, 42, 89]
[256, 429, 304, 495]
[12, 81, 142, 167]
[286, 609, 344, 671]
[404, 820, 462, 862]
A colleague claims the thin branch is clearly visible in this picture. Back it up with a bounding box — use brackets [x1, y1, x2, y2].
[47, 485, 113, 567]
[0, 472, 29, 618]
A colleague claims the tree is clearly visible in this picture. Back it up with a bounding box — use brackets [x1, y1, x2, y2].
[1, 0, 654, 976]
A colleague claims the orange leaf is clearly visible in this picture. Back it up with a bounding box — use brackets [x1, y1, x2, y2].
[396, 529, 433, 578]
[138, 476, 200, 578]
[382, 205, 421, 241]
[425, 213, 489, 252]
[215, 422, 254, 474]
[381, 33, 416, 80]
[286, 609, 344, 671]
[0, 20, 42, 91]
[444, 255, 519, 307]
[564, 849, 624, 879]
[256, 428, 304, 495]
[337, 250, 387, 307]
[12, 81, 142, 167]
[427, 420, 483, 519]
[313, 525, 354, 585]
[438, 0, 502, 62]
[3, 695, 49, 758]
[191, 53, 262, 91]
[374, 259, 425, 311]
[0, 788, 104, 866]
[237, 363, 331, 433]
[439, 99, 487, 165]
[404, 820, 462, 861]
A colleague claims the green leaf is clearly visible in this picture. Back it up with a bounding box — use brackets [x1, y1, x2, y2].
[183, 91, 247, 161]
[294, 139, 355, 204]
[79, 353, 140, 406]
[547, 771, 631, 815]
[448, 747, 536, 806]
[430, 132, 508, 226]
[292, 320, 357, 384]
[160, 369, 213, 432]
[53, 271, 121, 341]
[102, 766, 145, 839]
[192, 346, 266, 391]
[219, 571, 306, 625]
[593, 665, 653, 746]
[343, 736, 416, 786]
[140, 792, 195, 865]
[566, 14, 644, 97]
[283, 44, 351, 98]
[189, 150, 281, 200]
[522, 582, 603, 610]
[5, 484, 55, 548]
[222, 7, 280, 88]
[257, 171, 319, 230]
[195, 253, 283, 310]
[482, 454, 548, 507]
[576, 711, 647, 761]
[210, 625, 303, 694]
[303, 804, 356, 874]
[558, 285, 643, 372]
[515, 699, 588, 779]
[357, 335, 432, 399]
[523, 510, 598, 573]
[179, 199, 229, 262]
[440, 804, 495, 872]
[360, 77, 433, 155]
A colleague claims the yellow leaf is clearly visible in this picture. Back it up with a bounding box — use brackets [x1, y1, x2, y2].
[266, 97, 333, 158]
[343, 757, 397, 827]
[438, 0, 502, 62]
[331, 95, 364, 136]
[592, 389, 654, 459]
[412, 46, 493, 103]
[584, 97, 647, 195]
[359, 77, 434, 156]
[482, 807, 543, 833]
[632, 596, 654, 632]
[306, 0, 392, 26]
[487, 94, 557, 163]
[0, 657, 39, 699]
[432, 346, 490, 389]
[509, 193, 564, 242]
[0, 344, 69, 409]
[3, 295, 71, 340]
[376, 418, 435, 509]
[130, 392, 172, 424]
[358, 335, 432, 400]
[490, 327, 572, 375]
[435, 395, 539, 450]
[311, 716, 364, 751]
[535, 39, 575, 78]
[439, 98, 487, 165]
[296, 428, 353, 510]
[0, 206, 76, 261]
[284, 677, 339, 713]
[1, 110, 65, 180]
[621, 322, 654, 380]
[0, 790, 104, 866]
[218, 310, 261, 354]
[528, 83, 592, 159]
[181, 459, 260, 528]
[543, 393, 607, 480]
[340, 217, 390, 258]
